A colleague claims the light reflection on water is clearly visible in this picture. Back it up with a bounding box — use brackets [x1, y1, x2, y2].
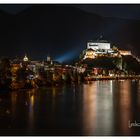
[28, 90, 35, 131]
[0, 80, 140, 135]
[82, 81, 114, 135]
[116, 80, 132, 135]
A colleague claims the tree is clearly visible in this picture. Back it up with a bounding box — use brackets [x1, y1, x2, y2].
[112, 45, 118, 52]
[0, 58, 12, 89]
[16, 67, 28, 82]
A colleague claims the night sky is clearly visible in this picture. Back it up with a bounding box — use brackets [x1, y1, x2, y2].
[0, 4, 140, 20]
[0, 5, 30, 14]
[0, 4, 140, 62]
[76, 5, 140, 20]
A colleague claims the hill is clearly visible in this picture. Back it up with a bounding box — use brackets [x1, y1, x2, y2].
[0, 5, 140, 63]
[81, 55, 140, 74]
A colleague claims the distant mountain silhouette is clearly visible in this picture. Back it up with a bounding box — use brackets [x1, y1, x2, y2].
[0, 5, 140, 62]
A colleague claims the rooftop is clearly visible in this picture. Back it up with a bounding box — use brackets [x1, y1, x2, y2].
[88, 40, 109, 43]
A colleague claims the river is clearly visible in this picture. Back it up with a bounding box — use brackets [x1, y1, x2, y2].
[0, 80, 140, 136]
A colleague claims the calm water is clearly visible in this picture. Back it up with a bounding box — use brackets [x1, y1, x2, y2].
[0, 80, 140, 136]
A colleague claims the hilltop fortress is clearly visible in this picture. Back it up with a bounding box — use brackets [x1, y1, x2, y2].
[83, 40, 132, 59]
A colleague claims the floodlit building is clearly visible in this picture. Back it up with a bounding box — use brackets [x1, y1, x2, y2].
[83, 40, 133, 60]
[87, 40, 111, 50]
[23, 54, 29, 62]
[84, 48, 96, 59]
[47, 56, 51, 62]
[83, 40, 114, 59]
[119, 50, 132, 56]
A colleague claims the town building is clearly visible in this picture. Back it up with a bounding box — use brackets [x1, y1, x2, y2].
[119, 50, 132, 56]
[84, 48, 96, 59]
[87, 40, 111, 50]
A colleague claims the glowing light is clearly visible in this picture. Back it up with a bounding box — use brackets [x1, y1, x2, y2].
[30, 95, 34, 107]
[118, 80, 132, 135]
[23, 54, 29, 61]
[55, 51, 78, 62]
[87, 42, 111, 50]
[82, 81, 114, 135]
[119, 50, 132, 56]
[84, 49, 95, 59]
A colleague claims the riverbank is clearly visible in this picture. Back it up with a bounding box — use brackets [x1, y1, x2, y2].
[0, 75, 140, 92]
[84, 75, 140, 81]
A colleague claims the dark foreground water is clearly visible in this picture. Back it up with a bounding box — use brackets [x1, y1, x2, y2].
[0, 80, 140, 136]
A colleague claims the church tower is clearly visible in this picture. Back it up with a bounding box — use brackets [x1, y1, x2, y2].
[23, 54, 29, 62]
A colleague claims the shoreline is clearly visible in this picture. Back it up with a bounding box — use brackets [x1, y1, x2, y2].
[0, 76, 140, 93]
[84, 75, 140, 81]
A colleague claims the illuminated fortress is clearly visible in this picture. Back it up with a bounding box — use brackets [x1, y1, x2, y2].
[83, 40, 131, 59]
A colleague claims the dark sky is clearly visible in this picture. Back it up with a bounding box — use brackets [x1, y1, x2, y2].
[76, 5, 140, 20]
[0, 4, 140, 62]
[0, 5, 30, 14]
[0, 4, 140, 20]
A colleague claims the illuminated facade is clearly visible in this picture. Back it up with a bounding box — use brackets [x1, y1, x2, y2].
[83, 40, 114, 59]
[84, 49, 96, 59]
[82, 40, 133, 60]
[23, 54, 29, 62]
[47, 56, 51, 62]
[119, 50, 132, 56]
[87, 41, 111, 50]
